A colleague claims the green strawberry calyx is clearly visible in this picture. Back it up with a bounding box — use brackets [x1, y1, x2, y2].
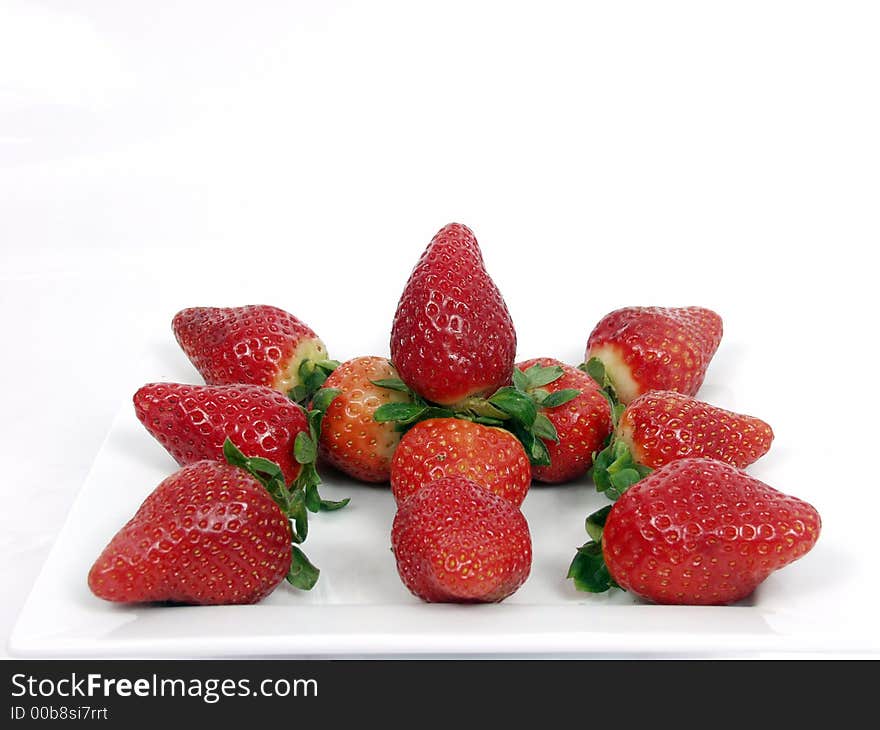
[292, 386, 350, 513]
[567, 504, 619, 594]
[288, 358, 341, 405]
[592, 439, 653, 501]
[370, 364, 580, 467]
[580, 357, 651, 499]
[220, 386, 348, 591]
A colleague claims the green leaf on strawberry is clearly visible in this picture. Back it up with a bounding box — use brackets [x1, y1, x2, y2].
[568, 541, 615, 593]
[532, 413, 559, 443]
[488, 387, 538, 429]
[221, 438, 320, 586]
[567, 503, 617, 593]
[288, 546, 320, 590]
[292, 388, 351, 512]
[372, 382, 455, 430]
[294, 431, 317, 465]
[538, 388, 580, 409]
[592, 438, 653, 501]
[289, 358, 341, 405]
[374, 402, 430, 424]
[585, 504, 612, 542]
[370, 361, 583, 468]
[369, 377, 412, 392]
[581, 357, 625, 426]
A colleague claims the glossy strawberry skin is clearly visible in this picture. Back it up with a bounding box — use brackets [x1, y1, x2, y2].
[319, 356, 411, 483]
[618, 391, 774, 470]
[390, 418, 531, 506]
[602, 458, 821, 605]
[88, 460, 292, 605]
[516, 358, 612, 484]
[391, 223, 517, 406]
[173, 305, 328, 394]
[133, 382, 308, 485]
[586, 306, 723, 404]
[391, 476, 532, 603]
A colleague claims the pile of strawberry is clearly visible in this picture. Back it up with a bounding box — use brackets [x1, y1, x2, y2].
[88, 222, 820, 608]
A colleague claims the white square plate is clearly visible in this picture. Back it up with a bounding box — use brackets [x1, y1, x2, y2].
[8, 336, 877, 658]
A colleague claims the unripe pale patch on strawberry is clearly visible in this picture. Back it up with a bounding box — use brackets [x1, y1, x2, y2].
[584, 344, 642, 405]
[585, 306, 723, 404]
[172, 305, 336, 405]
[271, 337, 330, 394]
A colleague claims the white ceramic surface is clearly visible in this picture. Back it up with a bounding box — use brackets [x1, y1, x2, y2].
[9, 337, 876, 659]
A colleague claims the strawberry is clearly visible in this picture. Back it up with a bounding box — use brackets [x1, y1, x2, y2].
[318, 356, 413, 483]
[515, 358, 612, 484]
[390, 223, 516, 407]
[390, 418, 531, 506]
[585, 306, 723, 404]
[568, 458, 821, 605]
[88, 443, 328, 605]
[134, 382, 309, 485]
[593, 390, 774, 499]
[172, 305, 338, 404]
[391, 476, 532, 603]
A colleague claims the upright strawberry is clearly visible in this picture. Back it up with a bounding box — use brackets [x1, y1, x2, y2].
[390, 418, 531, 506]
[88, 443, 327, 605]
[391, 476, 532, 603]
[318, 356, 413, 483]
[172, 305, 337, 404]
[584, 306, 723, 404]
[134, 382, 309, 485]
[568, 458, 821, 605]
[390, 223, 516, 407]
[593, 390, 774, 499]
[515, 358, 612, 484]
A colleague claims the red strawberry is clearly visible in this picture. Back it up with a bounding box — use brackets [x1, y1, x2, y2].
[585, 306, 723, 404]
[568, 458, 821, 605]
[390, 418, 531, 506]
[134, 382, 309, 485]
[390, 223, 516, 407]
[88, 454, 320, 605]
[593, 390, 774, 498]
[515, 358, 612, 484]
[391, 476, 532, 603]
[172, 305, 336, 402]
[318, 356, 413, 483]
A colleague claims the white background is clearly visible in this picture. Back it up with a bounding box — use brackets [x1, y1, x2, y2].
[1, 1, 878, 657]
